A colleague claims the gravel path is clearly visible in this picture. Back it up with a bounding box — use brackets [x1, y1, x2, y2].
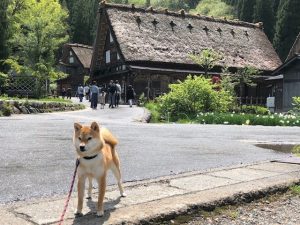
[165, 191, 300, 225]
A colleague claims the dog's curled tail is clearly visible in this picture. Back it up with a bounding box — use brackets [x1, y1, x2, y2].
[101, 127, 118, 148]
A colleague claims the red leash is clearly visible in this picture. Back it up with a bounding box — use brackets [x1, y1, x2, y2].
[58, 159, 80, 225]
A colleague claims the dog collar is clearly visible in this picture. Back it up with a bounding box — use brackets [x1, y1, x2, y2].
[83, 154, 98, 160]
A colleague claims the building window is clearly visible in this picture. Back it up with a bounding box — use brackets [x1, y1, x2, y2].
[69, 56, 74, 64]
[117, 53, 120, 60]
[110, 32, 113, 43]
[69, 51, 73, 56]
[122, 65, 126, 70]
[106, 50, 111, 64]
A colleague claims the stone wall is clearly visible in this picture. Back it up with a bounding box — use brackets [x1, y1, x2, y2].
[0, 100, 85, 116]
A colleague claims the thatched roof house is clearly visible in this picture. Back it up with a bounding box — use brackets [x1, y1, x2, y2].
[58, 44, 92, 95]
[90, 2, 281, 98]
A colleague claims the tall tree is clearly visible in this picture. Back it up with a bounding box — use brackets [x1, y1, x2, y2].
[238, 0, 256, 22]
[273, 0, 300, 60]
[0, 0, 9, 71]
[8, 0, 69, 74]
[69, 0, 98, 45]
[253, 0, 275, 41]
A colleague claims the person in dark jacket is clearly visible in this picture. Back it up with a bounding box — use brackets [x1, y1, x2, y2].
[126, 85, 135, 107]
[108, 80, 116, 108]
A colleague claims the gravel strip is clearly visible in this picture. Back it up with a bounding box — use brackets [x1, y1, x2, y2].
[157, 191, 300, 225]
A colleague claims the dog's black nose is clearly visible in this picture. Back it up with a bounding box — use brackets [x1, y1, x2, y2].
[80, 146, 85, 151]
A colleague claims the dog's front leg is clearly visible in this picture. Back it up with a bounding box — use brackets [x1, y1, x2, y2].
[96, 174, 106, 217]
[75, 175, 86, 216]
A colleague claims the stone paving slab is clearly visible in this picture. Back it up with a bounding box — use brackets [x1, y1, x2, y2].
[248, 162, 300, 173]
[209, 167, 281, 181]
[3, 162, 300, 225]
[169, 174, 240, 192]
[0, 209, 33, 225]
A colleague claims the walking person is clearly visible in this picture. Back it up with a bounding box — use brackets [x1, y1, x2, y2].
[66, 87, 72, 99]
[90, 81, 99, 109]
[108, 80, 116, 108]
[77, 84, 84, 102]
[61, 88, 66, 99]
[115, 80, 121, 107]
[84, 84, 90, 100]
[99, 90, 106, 109]
[126, 85, 135, 107]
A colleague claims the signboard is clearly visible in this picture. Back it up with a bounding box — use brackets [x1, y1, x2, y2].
[266, 97, 275, 108]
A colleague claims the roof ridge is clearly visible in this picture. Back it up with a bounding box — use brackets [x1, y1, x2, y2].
[285, 32, 300, 62]
[69, 43, 93, 49]
[100, 1, 262, 29]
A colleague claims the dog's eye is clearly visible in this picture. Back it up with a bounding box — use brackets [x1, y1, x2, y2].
[88, 137, 92, 141]
[78, 137, 82, 141]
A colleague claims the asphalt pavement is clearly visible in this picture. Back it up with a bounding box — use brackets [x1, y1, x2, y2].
[0, 98, 300, 205]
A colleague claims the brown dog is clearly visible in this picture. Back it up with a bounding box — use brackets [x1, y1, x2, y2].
[73, 122, 126, 217]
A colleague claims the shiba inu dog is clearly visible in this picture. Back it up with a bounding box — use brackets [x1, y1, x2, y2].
[73, 122, 126, 217]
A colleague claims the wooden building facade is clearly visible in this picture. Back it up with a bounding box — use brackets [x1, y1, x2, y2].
[272, 33, 300, 111]
[90, 2, 282, 99]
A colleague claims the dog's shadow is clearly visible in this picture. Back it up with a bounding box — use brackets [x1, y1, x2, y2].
[71, 196, 122, 225]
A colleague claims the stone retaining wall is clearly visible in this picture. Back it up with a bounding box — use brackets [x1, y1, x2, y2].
[0, 100, 85, 116]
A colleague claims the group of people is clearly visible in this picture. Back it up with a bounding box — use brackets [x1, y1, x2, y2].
[75, 80, 136, 109]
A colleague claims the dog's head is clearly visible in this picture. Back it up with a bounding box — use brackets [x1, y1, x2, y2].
[73, 122, 103, 157]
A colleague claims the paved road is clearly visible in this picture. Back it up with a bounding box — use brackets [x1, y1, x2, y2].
[0, 99, 299, 204]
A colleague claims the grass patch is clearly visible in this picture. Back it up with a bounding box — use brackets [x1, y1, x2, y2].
[290, 185, 300, 195]
[291, 145, 300, 157]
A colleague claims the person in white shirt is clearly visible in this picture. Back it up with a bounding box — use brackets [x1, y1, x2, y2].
[77, 85, 84, 102]
[115, 80, 121, 107]
[84, 85, 90, 100]
[90, 81, 99, 109]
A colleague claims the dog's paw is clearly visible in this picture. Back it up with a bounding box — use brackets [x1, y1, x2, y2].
[96, 210, 104, 217]
[74, 211, 83, 217]
[121, 192, 127, 197]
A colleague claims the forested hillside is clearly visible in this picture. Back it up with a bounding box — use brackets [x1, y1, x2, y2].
[0, 0, 300, 77]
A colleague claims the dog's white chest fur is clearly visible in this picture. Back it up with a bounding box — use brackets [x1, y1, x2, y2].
[78, 153, 105, 178]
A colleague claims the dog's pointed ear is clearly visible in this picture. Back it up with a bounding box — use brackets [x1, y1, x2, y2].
[74, 123, 82, 132]
[91, 122, 100, 132]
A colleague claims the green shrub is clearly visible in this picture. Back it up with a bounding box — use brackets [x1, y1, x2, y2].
[145, 101, 161, 123]
[157, 75, 233, 120]
[240, 105, 270, 115]
[292, 97, 300, 113]
[1, 102, 13, 116]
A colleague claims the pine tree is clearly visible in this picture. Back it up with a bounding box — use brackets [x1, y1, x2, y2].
[0, 0, 9, 70]
[70, 0, 98, 45]
[253, 0, 275, 41]
[238, 0, 256, 22]
[273, 0, 300, 60]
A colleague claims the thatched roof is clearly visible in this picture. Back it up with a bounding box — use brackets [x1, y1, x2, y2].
[69, 44, 93, 69]
[102, 3, 281, 72]
[286, 33, 300, 62]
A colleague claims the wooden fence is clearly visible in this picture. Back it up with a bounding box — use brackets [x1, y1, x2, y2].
[235, 96, 266, 106]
